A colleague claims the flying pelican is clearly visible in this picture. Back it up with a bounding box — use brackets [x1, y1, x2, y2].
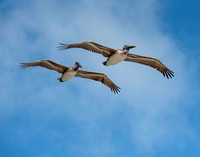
[20, 60, 120, 94]
[57, 41, 174, 79]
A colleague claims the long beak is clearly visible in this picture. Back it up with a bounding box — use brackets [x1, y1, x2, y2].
[79, 64, 83, 68]
[130, 45, 136, 48]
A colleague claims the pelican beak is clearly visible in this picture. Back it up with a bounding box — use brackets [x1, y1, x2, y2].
[76, 62, 83, 68]
[78, 63, 83, 68]
[130, 45, 136, 48]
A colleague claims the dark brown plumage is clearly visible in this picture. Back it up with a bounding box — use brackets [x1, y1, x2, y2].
[76, 70, 120, 94]
[124, 54, 174, 79]
[57, 41, 116, 57]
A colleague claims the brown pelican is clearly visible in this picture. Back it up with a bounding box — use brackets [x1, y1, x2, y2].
[20, 59, 120, 94]
[57, 41, 174, 79]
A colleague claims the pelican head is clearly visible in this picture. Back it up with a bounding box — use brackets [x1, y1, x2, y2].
[123, 45, 136, 50]
[75, 61, 83, 68]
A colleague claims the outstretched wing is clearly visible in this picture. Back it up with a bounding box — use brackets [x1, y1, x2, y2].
[20, 59, 67, 73]
[125, 53, 174, 79]
[89, 41, 117, 53]
[75, 70, 121, 94]
[57, 41, 116, 57]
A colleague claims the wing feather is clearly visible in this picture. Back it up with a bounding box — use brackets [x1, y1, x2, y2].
[89, 41, 116, 53]
[20, 59, 67, 73]
[125, 53, 174, 79]
[75, 70, 121, 94]
[57, 41, 116, 57]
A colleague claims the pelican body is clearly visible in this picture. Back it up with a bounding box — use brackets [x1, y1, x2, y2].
[20, 60, 120, 94]
[104, 50, 127, 66]
[58, 62, 82, 82]
[103, 45, 136, 66]
[57, 41, 174, 79]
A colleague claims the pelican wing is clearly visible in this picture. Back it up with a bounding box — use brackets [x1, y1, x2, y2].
[57, 41, 116, 57]
[20, 59, 67, 73]
[75, 70, 121, 94]
[125, 53, 174, 79]
[89, 41, 117, 53]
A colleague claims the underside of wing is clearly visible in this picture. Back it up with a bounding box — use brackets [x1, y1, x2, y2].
[20, 59, 67, 73]
[75, 70, 121, 94]
[57, 41, 115, 57]
[125, 53, 174, 79]
[89, 41, 117, 53]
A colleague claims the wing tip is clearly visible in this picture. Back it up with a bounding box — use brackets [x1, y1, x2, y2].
[56, 43, 70, 51]
[19, 63, 28, 69]
[163, 69, 175, 79]
[111, 85, 121, 94]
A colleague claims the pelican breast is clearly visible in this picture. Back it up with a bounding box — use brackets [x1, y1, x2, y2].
[106, 53, 127, 65]
[61, 69, 77, 82]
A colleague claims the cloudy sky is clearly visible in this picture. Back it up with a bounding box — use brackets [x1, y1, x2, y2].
[0, 0, 200, 156]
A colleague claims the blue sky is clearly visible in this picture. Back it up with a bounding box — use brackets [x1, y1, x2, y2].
[0, 0, 200, 156]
